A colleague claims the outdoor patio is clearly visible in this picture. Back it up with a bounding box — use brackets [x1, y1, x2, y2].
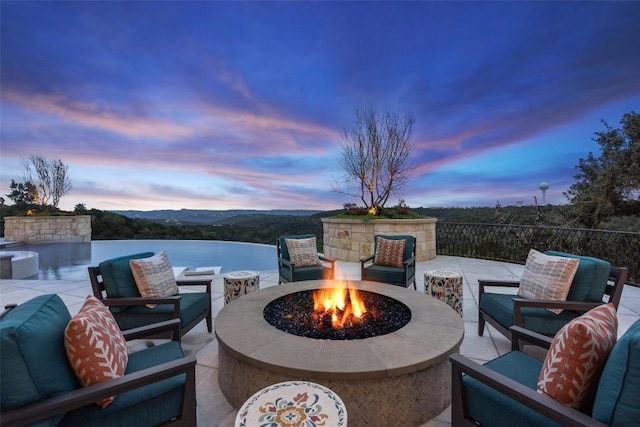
[1, 255, 639, 426]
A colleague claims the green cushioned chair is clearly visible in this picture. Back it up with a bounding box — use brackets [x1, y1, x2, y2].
[277, 234, 336, 284]
[361, 235, 416, 289]
[88, 252, 212, 337]
[478, 251, 627, 340]
[0, 294, 197, 427]
[451, 319, 640, 427]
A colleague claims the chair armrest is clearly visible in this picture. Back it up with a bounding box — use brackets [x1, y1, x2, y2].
[449, 353, 606, 427]
[318, 254, 336, 265]
[402, 255, 416, 267]
[101, 296, 182, 308]
[360, 255, 374, 266]
[510, 325, 553, 351]
[278, 256, 293, 268]
[122, 318, 181, 342]
[478, 279, 520, 299]
[1, 355, 197, 427]
[176, 281, 211, 295]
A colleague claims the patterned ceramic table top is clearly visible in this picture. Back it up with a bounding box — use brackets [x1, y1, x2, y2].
[236, 381, 347, 427]
[224, 270, 259, 280]
[425, 269, 463, 278]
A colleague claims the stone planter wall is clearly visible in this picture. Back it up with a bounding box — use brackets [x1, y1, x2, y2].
[322, 217, 437, 262]
[4, 215, 92, 242]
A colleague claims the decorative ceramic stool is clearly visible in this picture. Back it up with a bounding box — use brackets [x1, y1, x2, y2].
[224, 270, 260, 304]
[424, 269, 463, 317]
[235, 381, 347, 427]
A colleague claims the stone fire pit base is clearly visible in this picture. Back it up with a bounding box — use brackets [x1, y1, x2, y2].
[215, 280, 464, 427]
[219, 347, 451, 426]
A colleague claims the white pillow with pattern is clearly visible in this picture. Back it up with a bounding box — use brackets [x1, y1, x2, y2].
[129, 250, 179, 304]
[285, 237, 320, 267]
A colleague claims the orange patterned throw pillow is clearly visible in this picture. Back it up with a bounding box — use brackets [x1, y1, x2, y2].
[64, 296, 128, 408]
[537, 303, 617, 409]
[374, 237, 406, 268]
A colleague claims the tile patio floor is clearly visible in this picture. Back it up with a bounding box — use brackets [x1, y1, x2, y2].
[1, 255, 639, 427]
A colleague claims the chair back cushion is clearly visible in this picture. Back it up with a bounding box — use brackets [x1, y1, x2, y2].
[1, 294, 78, 416]
[537, 303, 618, 409]
[65, 296, 128, 408]
[593, 318, 640, 426]
[374, 235, 414, 263]
[544, 251, 611, 302]
[285, 237, 320, 267]
[518, 249, 579, 313]
[99, 252, 155, 298]
[278, 234, 316, 261]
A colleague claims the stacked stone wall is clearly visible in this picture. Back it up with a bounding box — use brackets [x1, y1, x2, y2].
[4, 215, 92, 242]
[322, 217, 437, 262]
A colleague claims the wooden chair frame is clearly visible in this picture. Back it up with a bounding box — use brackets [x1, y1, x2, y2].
[88, 266, 212, 337]
[478, 266, 628, 340]
[450, 325, 608, 427]
[1, 308, 197, 427]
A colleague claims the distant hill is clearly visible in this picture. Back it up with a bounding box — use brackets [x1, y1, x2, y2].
[111, 209, 323, 225]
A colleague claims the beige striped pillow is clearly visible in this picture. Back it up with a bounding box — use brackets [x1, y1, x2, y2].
[518, 249, 579, 313]
[285, 237, 320, 267]
[129, 251, 179, 303]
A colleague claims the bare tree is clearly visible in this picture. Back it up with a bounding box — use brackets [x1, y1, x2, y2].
[334, 106, 416, 214]
[22, 155, 73, 208]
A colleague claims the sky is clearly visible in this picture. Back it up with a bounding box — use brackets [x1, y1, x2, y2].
[1, 1, 640, 212]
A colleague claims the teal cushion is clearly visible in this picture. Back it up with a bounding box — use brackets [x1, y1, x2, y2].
[464, 351, 562, 427]
[363, 263, 414, 287]
[113, 292, 210, 331]
[544, 251, 610, 302]
[280, 264, 333, 282]
[278, 234, 316, 261]
[1, 294, 78, 423]
[374, 235, 414, 261]
[60, 341, 187, 427]
[99, 252, 154, 299]
[593, 319, 640, 426]
[480, 293, 580, 336]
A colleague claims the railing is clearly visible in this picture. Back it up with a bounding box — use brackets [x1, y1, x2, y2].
[436, 222, 639, 286]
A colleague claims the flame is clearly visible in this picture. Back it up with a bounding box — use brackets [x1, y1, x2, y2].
[312, 282, 367, 328]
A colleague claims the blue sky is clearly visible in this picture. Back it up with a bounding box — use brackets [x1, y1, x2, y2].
[1, 1, 639, 211]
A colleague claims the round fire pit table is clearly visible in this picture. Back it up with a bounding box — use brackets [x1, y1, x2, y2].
[235, 380, 347, 427]
[424, 269, 464, 317]
[216, 280, 464, 427]
[223, 270, 260, 304]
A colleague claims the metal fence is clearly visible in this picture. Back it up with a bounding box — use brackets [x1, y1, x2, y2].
[436, 222, 639, 286]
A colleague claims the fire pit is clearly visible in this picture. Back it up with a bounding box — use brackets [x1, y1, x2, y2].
[216, 280, 464, 427]
[264, 287, 411, 340]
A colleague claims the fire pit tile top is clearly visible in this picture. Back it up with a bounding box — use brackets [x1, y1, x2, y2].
[215, 280, 464, 380]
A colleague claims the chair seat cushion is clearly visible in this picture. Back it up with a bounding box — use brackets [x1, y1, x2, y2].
[111, 292, 210, 331]
[100, 253, 155, 299]
[1, 294, 78, 418]
[463, 351, 562, 427]
[363, 264, 413, 287]
[60, 341, 187, 427]
[593, 318, 640, 426]
[281, 264, 333, 282]
[544, 251, 611, 302]
[480, 293, 580, 336]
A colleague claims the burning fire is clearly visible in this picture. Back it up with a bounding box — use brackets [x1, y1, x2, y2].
[312, 283, 367, 328]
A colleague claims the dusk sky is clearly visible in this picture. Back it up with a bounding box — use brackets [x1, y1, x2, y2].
[1, 1, 639, 212]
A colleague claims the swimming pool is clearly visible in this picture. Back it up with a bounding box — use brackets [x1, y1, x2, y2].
[9, 240, 278, 280]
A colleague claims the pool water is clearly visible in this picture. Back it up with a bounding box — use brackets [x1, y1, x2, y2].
[9, 240, 277, 280]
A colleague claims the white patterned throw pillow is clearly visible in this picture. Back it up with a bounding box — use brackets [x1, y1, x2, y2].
[518, 249, 579, 313]
[285, 237, 320, 267]
[129, 250, 179, 303]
